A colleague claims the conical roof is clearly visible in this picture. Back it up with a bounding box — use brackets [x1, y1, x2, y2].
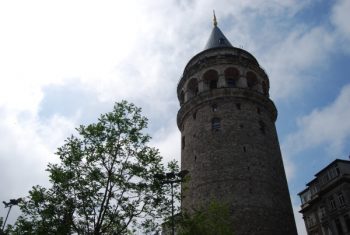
[204, 13, 233, 50]
[204, 25, 233, 50]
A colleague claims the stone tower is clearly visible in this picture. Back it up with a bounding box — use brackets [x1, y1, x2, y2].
[177, 15, 297, 235]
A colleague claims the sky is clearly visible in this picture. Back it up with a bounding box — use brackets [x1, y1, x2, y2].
[0, 0, 350, 234]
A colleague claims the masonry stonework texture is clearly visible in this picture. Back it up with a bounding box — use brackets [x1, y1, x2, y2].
[177, 28, 297, 234]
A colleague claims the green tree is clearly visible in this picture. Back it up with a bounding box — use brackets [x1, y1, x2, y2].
[11, 101, 173, 234]
[177, 201, 233, 235]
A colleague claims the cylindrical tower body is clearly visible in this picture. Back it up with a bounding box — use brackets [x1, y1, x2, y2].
[177, 28, 297, 234]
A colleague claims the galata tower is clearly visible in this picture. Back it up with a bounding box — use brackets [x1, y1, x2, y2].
[177, 14, 297, 235]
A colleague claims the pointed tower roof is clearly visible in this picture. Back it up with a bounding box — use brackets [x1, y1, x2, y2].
[204, 11, 233, 50]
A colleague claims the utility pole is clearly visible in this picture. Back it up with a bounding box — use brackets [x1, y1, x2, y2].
[2, 198, 22, 232]
[154, 170, 189, 235]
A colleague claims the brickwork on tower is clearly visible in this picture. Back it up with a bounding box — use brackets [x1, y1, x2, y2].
[177, 24, 297, 235]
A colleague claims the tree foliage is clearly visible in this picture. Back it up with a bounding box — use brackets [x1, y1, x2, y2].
[177, 201, 233, 235]
[11, 101, 173, 234]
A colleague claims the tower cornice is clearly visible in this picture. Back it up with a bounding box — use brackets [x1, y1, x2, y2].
[177, 88, 277, 129]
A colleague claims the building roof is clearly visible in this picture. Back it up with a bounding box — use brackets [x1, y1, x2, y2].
[204, 25, 233, 50]
[204, 13, 233, 50]
[298, 159, 350, 195]
[314, 159, 350, 176]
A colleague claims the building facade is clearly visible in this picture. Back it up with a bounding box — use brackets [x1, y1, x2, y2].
[299, 159, 350, 235]
[176, 16, 297, 235]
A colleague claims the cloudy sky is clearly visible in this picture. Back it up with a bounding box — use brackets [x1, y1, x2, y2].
[1, 0, 350, 234]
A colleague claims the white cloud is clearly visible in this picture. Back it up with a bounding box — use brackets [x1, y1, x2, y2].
[0, 107, 77, 221]
[150, 121, 181, 164]
[331, 0, 350, 44]
[284, 84, 350, 156]
[259, 25, 335, 100]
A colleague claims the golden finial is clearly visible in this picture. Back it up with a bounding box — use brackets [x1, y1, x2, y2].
[213, 10, 217, 27]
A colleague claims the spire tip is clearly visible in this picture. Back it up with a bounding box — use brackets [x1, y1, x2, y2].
[213, 10, 217, 27]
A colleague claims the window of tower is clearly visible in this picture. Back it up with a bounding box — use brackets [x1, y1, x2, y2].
[262, 81, 268, 96]
[187, 78, 199, 99]
[219, 38, 226, 44]
[193, 111, 197, 120]
[209, 80, 217, 89]
[211, 118, 221, 130]
[246, 71, 258, 89]
[182, 136, 185, 149]
[236, 103, 241, 110]
[179, 90, 185, 105]
[212, 104, 218, 112]
[203, 69, 219, 90]
[259, 120, 266, 134]
[225, 67, 239, 88]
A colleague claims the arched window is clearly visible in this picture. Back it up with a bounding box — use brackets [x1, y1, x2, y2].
[212, 118, 221, 130]
[246, 71, 258, 89]
[259, 120, 266, 134]
[225, 67, 239, 88]
[203, 70, 219, 90]
[179, 90, 185, 105]
[187, 78, 199, 99]
[262, 81, 268, 96]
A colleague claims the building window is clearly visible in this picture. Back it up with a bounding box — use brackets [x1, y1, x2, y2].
[227, 79, 236, 87]
[193, 111, 197, 120]
[344, 214, 350, 232]
[306, 213, 316, 228]
[329, 197, 337, 210]
[322, 174, 330, 184]
[338, 193, 346, 206]
[310, 183, 319, 195]
[203, 69, 219, 90]
[209, 80, 217, 89]
[259, 121, 266, 134]
[257, 107, 261, 114]
[219, 38, 225, 44]
[212, 104, 218, 112]
[187, 78, 199, 99]
[243, 146, 247, 152]
[262, 81, 268, 95]
[246, 71, 258, 89]
[225, 67, 239, 88]
[212, 118, 221, 130]
[182, 136, 185, 149]
[328, 165, 340, 180]
[300, 190, 311, 205]
[236, 103, 241, 110]
[335, 219, 344, 235]
[180, 91, 185, 105]
[319, 205, 326, 219]
[322, 224, 331, 235]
